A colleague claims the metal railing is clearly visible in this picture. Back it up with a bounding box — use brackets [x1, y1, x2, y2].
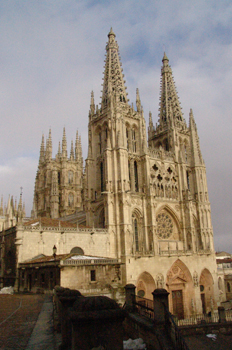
[178, 309, 232, 326]
[163, 305, 190, 350]
[132, 295, 154, 319]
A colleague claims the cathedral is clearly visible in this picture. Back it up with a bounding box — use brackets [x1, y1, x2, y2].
[30, 28, 218, 318]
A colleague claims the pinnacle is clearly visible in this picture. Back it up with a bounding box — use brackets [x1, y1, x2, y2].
[162, 52, 169, 62]
[158, 55, 186, 128]
[101, 30, 128, 107]
[108, 27, 116, 38]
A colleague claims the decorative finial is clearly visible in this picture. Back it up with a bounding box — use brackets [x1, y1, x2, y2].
[108, 27, 116, 38]
[162, 52, 169, 62]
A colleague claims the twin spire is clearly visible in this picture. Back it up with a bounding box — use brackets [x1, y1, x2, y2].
[158, 52, 186, 129]
[39, 128, 82, 163]
[101, 28, 128, 107]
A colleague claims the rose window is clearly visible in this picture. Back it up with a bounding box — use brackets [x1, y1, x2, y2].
[157, 212, 173, 239]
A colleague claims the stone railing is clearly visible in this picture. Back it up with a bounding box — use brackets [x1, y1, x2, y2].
[159, 249, 189, 256]
[148, 148, 174, 161]
[61, 258, 118, 266]
[178, 308, 232, 326]
[23, 225, 108, 234]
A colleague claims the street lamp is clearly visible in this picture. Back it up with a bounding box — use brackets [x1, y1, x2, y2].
[53, 245, 57, 259]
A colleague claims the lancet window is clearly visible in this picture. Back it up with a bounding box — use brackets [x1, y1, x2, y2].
[68, 171, 74, 184]
[132, 128, 136, 153]
[100, 162, 104, 192]
[126, 128, 129, 150]
[186, 171, 190, 190]
[134, 161, 139, 192]
[99, 132, 102, 154]
[68, 193, 74, 207]
[132, 214, 139, 252]
[99, 207, 105, 228]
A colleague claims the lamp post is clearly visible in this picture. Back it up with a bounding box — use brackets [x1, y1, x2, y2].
[53, 245, 57, 259]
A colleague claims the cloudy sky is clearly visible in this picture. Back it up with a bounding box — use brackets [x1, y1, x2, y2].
[0, 1, 231, 252]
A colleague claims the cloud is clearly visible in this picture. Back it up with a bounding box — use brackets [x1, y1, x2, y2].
[0, 0, 231, 251]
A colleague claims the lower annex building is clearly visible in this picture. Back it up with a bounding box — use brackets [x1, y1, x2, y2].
[1, 29, 219, 319]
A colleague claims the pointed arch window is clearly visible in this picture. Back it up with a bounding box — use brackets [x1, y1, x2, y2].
[186, 171, 190, 190]
[99, 207, 105, 228]
[164, 138, 169, 151]
[68, 193, 74, 207]
[58, 172, 61, 185]
[134, 161, 139, 192]
[100, 162, 104, 192]
[99, 132, 102, 153]
[132, 129, 136, 153]
[132, 214, 139, 252]
[128, 161, 131, 183]
[185, 146, 187, 162]
[126, 129, 129, 150]
[68, 171, 73, 184]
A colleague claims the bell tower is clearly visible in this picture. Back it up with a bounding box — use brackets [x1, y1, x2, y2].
[85, 29, 148, 259]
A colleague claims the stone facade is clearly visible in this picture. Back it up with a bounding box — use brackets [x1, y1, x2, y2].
[18, 252, 124, 303]
[32, 128, 83, 218]
[83, 29, 219, 317]
[1, 29, 220, 319]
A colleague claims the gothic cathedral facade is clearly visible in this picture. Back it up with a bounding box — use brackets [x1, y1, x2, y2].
[32, 29, 219, 318]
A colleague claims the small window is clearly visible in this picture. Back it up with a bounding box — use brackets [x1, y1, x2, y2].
[126, 129, 129, 150]
[132, 129, 136, 152]
[100, 162, 104, 192]
[91, 270, 96, 281]
[58, 172, 61, 185]
[134, 161, 139, 192]
[68, 193, 74, 207]
[186, 171, 190, 190]
[68, 171, 73, 184]
[99, 133, 102, 153]
[138, 290, 145, 297]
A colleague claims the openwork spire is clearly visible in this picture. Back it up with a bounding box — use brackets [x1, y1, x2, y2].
[189, 109, 203, 164]
[136, 88, 141, 112]
[90, 91, 95, 115]
[39, 134, 45, 163]
[70, 140, 74, 160]
[45, 129, 52, 160]
[101, 28, 128, 107]
[158, 53, 186, 129]
[62, 127, 67, 158]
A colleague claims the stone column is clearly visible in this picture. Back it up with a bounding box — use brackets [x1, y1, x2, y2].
[124, 284, 136, 311]
[152, 288, 169, 324]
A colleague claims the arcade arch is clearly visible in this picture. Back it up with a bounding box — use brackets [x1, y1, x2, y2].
[136, 271, 156, 300]
[166, 259, 194, 320]
[199, 268, 215, 314]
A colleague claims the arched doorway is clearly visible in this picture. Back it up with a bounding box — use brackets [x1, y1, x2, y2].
[199, 269, 214, 314]
[136, 272, 156, 300]
[166, 259, 194, 320]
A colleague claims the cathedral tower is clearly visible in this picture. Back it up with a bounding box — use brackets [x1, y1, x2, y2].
[85, 29, 148, 260]
[32, 128, 83, 219]
[85, 30, 217, 317]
